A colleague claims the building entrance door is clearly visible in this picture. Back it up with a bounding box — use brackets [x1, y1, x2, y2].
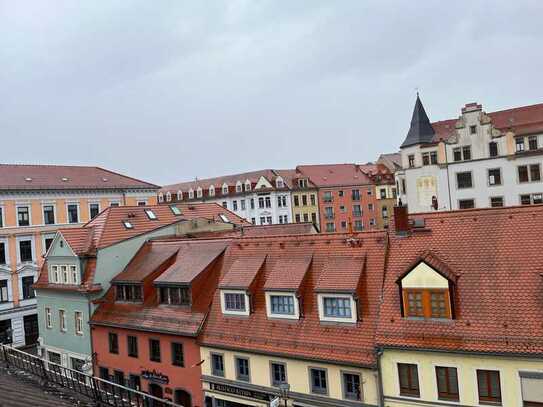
[174, 390, 192, 407]
[0, 319, 12, 344]
[24, 314, 39, 345]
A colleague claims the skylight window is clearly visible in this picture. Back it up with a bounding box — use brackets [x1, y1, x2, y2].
[144, 209, 157, 220]
[170, 205, 182, 216]
[219, 213, 229, 223]
[122, 220, 134, 229]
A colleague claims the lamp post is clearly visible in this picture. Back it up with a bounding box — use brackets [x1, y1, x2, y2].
[279, 383, 290, 407]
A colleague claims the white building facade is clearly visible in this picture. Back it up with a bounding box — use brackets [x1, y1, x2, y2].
[396, 98, 543, 213]
[160, 171, 293, 225]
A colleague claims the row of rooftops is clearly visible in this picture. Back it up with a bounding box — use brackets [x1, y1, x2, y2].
[85, 203, 543, 367]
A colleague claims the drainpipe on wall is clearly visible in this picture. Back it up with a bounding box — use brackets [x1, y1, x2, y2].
[87, 295, 96, 375]
[376, 347, 385, 407]
[444, 144, 453, 211]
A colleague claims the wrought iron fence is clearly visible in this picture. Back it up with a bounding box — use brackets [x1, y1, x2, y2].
[0, 344, 181, 407]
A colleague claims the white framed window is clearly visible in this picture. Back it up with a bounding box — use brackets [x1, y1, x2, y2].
[66, 202, 80, 223]
[166, 192, 172, 202]
[16, 204, 31, 227]
[317, 294, 357, 323]
[236, 181, 243, 193]
[276, 177, 284, 188]
[51, 265, 59, 283]
[89, 202, 100, 219]
[197, 187, 203, 198]
[222, 183, 229, 194]
[59, 309, 66, 332]
[158, 192, 164, 203]
[109, 200, 120, 207]
[42, 203, 56, 225]
[17, 236, 34, 263]
[75, 311, 83, 335]
[245, 180, 251, 191]
[220, 290, 250, 316]
[188, 189, 194, 199]
[265, 292, 299, 320]
[61, 266, 69, 284]
[70, 265, 79, 284]
[136, 200, 147, 206]
[177, 190, 183, 200]
[209, 185, 215, 197]
[144, 209, 157, 220]
[45, 307, 52, 329]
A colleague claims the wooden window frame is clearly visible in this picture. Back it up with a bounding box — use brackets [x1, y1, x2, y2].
[477, 369, 501, 404]
[398, 363, 420, 397]
[403, 288, 452, 319]
[435, 366, 459, 401]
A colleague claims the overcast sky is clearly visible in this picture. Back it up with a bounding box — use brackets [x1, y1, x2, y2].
[1, 1, 542, 186]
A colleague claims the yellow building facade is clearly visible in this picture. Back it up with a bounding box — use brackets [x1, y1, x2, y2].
[200, 346, 379, 407]
[374, 184, 396, 229]
[290, 188, 320, 228]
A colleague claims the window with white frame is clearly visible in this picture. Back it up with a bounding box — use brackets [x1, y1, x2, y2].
[49, 264, 78, 285]
[209, 185, 215, 197]
[17, 205, 30, 226]
[221, 290, 249, 316]
[70, 265, 79, 284]
[0, 279, 9, 302]
[158, 193, 164, 202]
[265, 292, 299, 319]
[59, 309, 66, 332]
[222, 184, 229, 194]
[177, 190, 183, 200]
[197, 187, 203, 198]
[236, 182, 243, 193]
[75, 311, 83, 335]
[318, 294, 357, 323]
[67, 203, 79, 223]
[45, 307, 52, 329]
[276, 178, 284, 188]
[166, 192, 172, 202]
[51, 265, 59, 283]
[188, 189, 194, 199]
[245, 181, 251, 191]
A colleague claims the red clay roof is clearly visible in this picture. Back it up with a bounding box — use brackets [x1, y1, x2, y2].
[218, 254, 267, 289]
[56, 228, 96, 256]
[262, 255, 313, 291]
[296, 164, 373, 187]
[0, 164, 158, 190]
[155, 242, 228, 284]
[201, 232, 387, 366]
[377, 204, 543, 356]
[314, 255, 365, 292]
[432, 102, 543, 142]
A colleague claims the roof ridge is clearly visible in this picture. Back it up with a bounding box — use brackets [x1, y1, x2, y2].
[411, 202, 543, 220]
[94, 166, 160, 188]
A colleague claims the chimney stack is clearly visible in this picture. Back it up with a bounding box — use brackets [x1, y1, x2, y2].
[393, 206, 410, 235]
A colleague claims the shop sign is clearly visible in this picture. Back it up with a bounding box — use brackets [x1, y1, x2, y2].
[210, 382, 273, 401]
[141, 369, 169, 385]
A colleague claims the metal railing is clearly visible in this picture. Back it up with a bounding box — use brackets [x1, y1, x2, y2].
[0, 344, 181, 407]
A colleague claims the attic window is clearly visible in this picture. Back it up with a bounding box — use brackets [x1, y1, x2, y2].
[170, 205, 182, 216]
[102, 177, 108, 182]
[122, 220, 134, 229]
[25, 177, 32, 182]
[61, 177, 69, 182]
[116, 284, 142, 302]
[159, 286, 190, 306]
[218, 214, 229, 223]
[144, 209, 157, 220]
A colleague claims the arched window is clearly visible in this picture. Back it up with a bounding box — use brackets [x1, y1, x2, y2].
[209, 185, 215, 197]
[158, 192, 164, 203]
[245, 180, 251, 191]
[166, 192, 172, 202]
[177, 190, 183, 201]
[196, 187, 203, 198]
[188, 189, 194, 199]
[276, 177, 284, 188]
[235, 181, 243, 193]
[222, 183, 229, 194]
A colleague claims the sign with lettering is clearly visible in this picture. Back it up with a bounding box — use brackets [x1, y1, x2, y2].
[141, 369, 169, 385]
[209, 382, 272, 401]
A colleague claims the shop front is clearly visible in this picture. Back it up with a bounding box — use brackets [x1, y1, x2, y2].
[203, 379, 278, 407]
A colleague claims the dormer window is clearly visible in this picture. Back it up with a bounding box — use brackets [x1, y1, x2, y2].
[159, 286, 190, 306]
[116, 284, 143, 302]
[222, 184, 229, 194]
[469, 125, 477, 135]
[196, 187, 203, 198]
[221, 290, 249, 316]
[236, 182, 243, 193]
[317, 294, 357, 323]
[209, 185, 215, 197]
[188, 189, 194, 199]
[177, 190, 183, 201]
[219, 213, 229, 223]
[298, 178, 308, 188]
[276, 177, 284, 188]
[398, 256, 455, 320]
[158, 192, 164, 203]
[166, 192, 172, 202]
[144, 209, 157, 220]
[265, 292, 299, 320]
[245, 180, 251, 191]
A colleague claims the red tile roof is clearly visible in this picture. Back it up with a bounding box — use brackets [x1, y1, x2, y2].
[273, 169, 317, 189]
[201, 232, 387, 367]
[432, 102, 543, 142]
[262, 255, 313, 291]
[314, 255, 365, 293]
[155, 242, 228, 284]
[56, 228, 95, 256]
[377, 204, 543, 356]
[218, 254, 267, 289]
[296, 164, 373, 187]
[0, 164, 158, 190]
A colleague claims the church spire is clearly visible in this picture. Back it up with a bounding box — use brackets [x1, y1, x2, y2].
[400, 94, 435, 148]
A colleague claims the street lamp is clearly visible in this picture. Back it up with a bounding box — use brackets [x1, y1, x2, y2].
[279, 383, 290, 407]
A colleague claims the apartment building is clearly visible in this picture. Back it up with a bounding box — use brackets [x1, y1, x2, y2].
[296, 164, 394, 233]
[159, 170, 292, 226]
[274, 169, 320, 228]
[34, 203, 247, 375]
[396, 96, 543, 213]
[0, 164, 158, 347]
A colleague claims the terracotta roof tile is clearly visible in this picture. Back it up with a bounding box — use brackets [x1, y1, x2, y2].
[314, 255, 365, 292]
[155, 241, 228, 285]
[219, 254, 267, 289]
[296, 164, 373, 187]
[377, 204, 543, 356]
[161, 169, 277, 192]
[0, 164, 158, 190]
[262, 255, 313, 291]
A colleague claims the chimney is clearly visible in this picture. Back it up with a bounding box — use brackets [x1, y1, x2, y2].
[393, 206, 410, 235]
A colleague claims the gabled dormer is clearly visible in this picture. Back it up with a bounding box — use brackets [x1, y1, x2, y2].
[255, 176, 273, 190]
[222, 182, 229, 195]
[209, 185, 215, 197]
[397, 252, 457, 320]
[235, 181, 243, 193]
[218, 254, 266, 316]
[244, 179, 252, 191]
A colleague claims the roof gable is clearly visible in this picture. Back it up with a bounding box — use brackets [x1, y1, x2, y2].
[219, 254, 267, 289]
[254, 176, 273, 189]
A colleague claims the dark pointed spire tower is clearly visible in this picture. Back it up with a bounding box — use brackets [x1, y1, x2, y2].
[400, 93, 435, 148]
